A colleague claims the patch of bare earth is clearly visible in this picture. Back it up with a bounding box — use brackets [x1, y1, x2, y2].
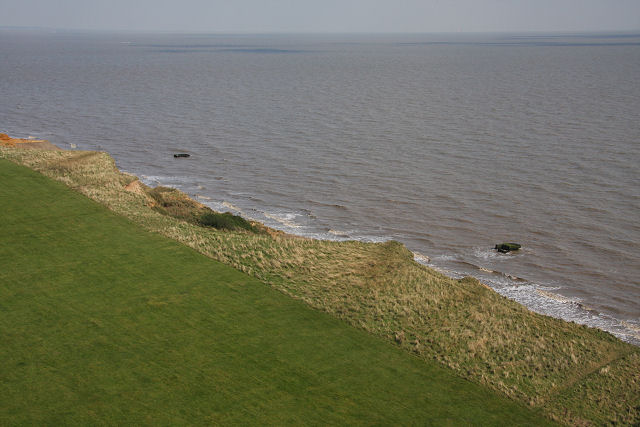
[0, 133, 61, 150]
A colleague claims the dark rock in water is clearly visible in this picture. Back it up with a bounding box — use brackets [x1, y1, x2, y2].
[495, 243, 521, 253]
[174, 153, 190, 158]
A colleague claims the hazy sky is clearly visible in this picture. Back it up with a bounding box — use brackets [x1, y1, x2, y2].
[1, 0, 639, 33]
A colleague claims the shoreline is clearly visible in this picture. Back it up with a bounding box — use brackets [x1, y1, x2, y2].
[135, 155, 640, 347]
[3, 132, 639, 346]
[2, 135, 639, 424]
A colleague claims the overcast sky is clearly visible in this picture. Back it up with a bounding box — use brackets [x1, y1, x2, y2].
[1, 0, 639, 33]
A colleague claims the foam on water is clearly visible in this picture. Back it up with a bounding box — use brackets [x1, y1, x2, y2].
[328, 229, 353, 239]
[259, 212, 301, 229]
[221, 201, 242, 213]
[413, 252, 431, 264]
[140, 174, 190, 188]
[407, 240, 640, 345]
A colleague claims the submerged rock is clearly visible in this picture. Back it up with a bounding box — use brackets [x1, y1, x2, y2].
[495, 242, 521, 253]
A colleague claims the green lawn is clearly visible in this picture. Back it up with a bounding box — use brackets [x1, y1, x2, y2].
[0, 159, 551, 425]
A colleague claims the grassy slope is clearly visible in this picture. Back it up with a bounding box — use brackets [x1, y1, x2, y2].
[2, 147, 639, 425]
[0, 159, 551, 424]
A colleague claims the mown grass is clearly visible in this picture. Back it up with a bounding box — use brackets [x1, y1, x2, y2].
[0, 158, 553, 425]
[2, 146, 639, 425]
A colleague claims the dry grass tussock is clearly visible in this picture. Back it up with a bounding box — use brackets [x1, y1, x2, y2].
[3, 146, 639, 425]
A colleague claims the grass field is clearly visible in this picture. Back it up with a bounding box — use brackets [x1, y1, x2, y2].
[0, 159, 554, 424]
[3, 146, 639, 425]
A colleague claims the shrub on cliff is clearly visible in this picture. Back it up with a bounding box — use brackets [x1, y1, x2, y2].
[199, 211, 254, 232]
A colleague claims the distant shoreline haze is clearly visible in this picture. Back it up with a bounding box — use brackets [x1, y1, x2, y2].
[2, 26, 640, 36]
[1, 0, 640, 33]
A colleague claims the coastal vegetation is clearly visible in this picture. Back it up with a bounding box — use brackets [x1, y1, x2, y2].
[0, 157, 549, 425]
[2, 144, 639, 425]
[147, 185, 256, 232]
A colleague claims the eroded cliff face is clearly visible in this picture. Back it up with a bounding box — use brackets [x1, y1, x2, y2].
[0, 133, 59, 150]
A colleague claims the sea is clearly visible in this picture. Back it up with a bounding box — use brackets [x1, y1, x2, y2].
[1, 29, 639, 345]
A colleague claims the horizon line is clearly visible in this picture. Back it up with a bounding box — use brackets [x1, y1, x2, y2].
[2, 25, 640, 36]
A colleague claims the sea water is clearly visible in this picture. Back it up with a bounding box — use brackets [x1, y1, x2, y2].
[1, 30, 639, 344]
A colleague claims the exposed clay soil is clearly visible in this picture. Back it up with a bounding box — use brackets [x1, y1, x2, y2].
[0, 133, 61, 150]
